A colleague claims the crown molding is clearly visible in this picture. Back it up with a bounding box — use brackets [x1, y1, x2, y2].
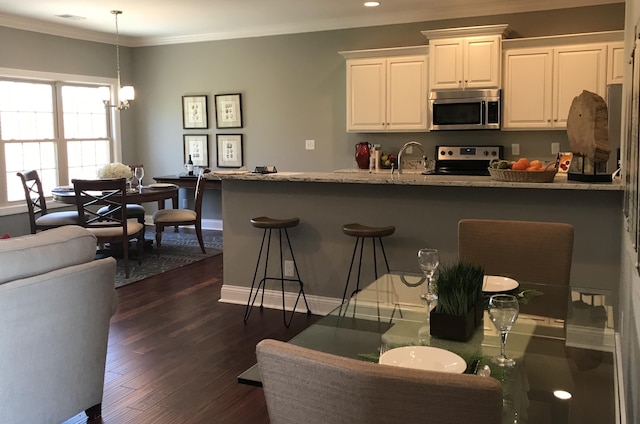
[0, 0, 623, 48]
[0, 13, 136, 46]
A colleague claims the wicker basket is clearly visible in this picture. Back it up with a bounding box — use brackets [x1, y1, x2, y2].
[488, 167, 558, 183]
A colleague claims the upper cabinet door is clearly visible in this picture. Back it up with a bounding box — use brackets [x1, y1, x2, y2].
[346, 58, 387, 131]
[429, 35, 501, 90]
[607, 42, 625, 85]
[429, 39, 464, 89]
[464, 36, 501, 89]
[503, 48, 553, 129]
[386, 56, 428, 131]
[503, 43, 608, 130]
[346, 54, 427, 132]
[553, 44, 607, 127]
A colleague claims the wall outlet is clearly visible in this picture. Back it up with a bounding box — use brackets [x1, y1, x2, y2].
[284, 260, 295, 277]
[305, 139, 315, 150]
[511, 144, 520, 156]
[551, 142, 560, 155]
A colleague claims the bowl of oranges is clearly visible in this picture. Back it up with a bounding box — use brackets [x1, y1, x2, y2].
[488, 158, 558, 183]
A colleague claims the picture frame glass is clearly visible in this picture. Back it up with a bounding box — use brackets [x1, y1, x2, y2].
[216, 134, 243, 168]
[184, 135, 209, 167]
[215, 94, 242, 129]
[182, 95, 208, 129]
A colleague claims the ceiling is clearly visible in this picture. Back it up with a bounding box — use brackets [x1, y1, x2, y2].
[0, 0, 622, 47]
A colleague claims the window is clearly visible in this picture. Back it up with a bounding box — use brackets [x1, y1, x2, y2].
[0, 76, 117, 206]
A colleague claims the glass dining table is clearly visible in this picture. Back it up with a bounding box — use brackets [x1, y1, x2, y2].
[238, 272, 621, 424]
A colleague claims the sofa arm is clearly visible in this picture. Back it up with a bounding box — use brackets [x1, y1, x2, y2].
[0, 225, 97, 285]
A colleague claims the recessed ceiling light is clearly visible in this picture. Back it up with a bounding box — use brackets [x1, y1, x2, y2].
[55, 14, 87, 21]
[364, 2, 380, 7]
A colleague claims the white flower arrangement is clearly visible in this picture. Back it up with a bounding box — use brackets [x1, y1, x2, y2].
[97, 162, 132, 179]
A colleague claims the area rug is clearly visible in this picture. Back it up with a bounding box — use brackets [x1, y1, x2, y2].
[114, 227, 223, 288]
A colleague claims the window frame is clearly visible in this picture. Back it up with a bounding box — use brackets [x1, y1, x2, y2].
[0, 67, 123, 213]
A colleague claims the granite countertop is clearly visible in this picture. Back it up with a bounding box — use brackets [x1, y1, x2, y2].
[210, 169, 623, 191]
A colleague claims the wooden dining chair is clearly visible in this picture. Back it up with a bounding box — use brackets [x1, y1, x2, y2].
[152, 172, 207, 254]
[96, 164, 146, 235]
[72, 178, 145, 278]
[458, 219, 575, 286]
[17, 170, 81, 234]
[256, 339, 503, 424]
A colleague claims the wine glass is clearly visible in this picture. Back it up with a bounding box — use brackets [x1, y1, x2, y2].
[417, 248, 439, 303]
[488, 294, 520, 367]
[126, 170, 134, 192]
[134, 166, 144, 191]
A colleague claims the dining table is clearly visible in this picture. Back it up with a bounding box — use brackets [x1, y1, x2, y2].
[238, 271, 621, 424]
[51, 184, 179, 209]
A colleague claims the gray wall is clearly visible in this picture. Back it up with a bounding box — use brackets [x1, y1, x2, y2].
[0, 5, 624, 228]
[132, 4, 624, 219]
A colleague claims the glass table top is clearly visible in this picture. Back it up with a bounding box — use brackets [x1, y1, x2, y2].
[239, 272, 619, 424]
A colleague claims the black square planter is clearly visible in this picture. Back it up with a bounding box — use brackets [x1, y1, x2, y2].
[430, 301, 483, 342]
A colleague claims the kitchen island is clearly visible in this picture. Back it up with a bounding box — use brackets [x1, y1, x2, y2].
[218, 171, 622, 316]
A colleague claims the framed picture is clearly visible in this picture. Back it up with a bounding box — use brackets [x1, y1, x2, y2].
[216, 134, 243, 168]
[183, 134, 209, 167]
[182, 95, 208, 129]
[215, 93, 242, 128]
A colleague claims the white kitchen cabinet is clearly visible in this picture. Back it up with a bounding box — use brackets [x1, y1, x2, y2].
[429, 35, 501, 90]
[344, 53, 428, 132]
[502, 44, 607, 129]
[607, 42, 624, 84]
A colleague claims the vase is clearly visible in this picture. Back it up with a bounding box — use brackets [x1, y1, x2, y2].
[355, 142, 371, 169]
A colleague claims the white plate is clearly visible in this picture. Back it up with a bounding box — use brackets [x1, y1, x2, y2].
[148, 183, 177, 189]
[483, 275, 519, 292]
[379, 346, 466, 374]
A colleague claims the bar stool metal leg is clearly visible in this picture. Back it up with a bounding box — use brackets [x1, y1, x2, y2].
[245, 218, 311, 328]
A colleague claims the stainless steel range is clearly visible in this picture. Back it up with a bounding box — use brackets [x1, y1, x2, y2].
[432, 145, 503, 176]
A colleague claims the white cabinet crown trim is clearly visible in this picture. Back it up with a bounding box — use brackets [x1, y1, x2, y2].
[339, 45, 428, 59]
[422, 24, 513, 40]
[502, 30, 623, 50]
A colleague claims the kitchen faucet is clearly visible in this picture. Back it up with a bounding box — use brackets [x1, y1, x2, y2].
[397, 141, 425, 174]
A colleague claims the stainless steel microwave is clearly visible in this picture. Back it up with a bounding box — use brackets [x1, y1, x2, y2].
[428, 89, 501, 131]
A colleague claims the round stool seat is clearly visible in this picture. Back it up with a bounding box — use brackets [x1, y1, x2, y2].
[342, 223, 395, 238]
[251, 216, 300, 229]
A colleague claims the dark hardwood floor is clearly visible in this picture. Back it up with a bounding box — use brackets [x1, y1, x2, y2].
[62, 253, 321, 424]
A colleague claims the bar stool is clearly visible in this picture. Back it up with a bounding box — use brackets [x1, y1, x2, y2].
[341, 223, 395, 304]
[244, 216, 311, 327]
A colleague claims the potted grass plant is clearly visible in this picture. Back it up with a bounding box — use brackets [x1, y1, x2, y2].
[430, 261, 484, 342]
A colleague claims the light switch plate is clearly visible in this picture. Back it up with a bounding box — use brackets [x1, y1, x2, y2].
[511, 144, 520, 156]
[305, 139, 315, 150]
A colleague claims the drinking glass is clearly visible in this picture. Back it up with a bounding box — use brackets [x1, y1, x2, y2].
[417, 248, 439, 303]
[488, 294, 519, 367]
[126, 171, 134, 191]
[134, 166, 144, 191]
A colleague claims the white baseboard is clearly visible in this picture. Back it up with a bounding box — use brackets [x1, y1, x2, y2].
[219, 284, 342, 316]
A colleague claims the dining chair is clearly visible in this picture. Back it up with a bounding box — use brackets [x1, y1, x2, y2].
[72, 178, 145, 278]
[17, 170, 81, 234]
[457, 219, 574, 286]
[152, 172, 206, 254]
[256, 339, 503, 424]
[96, 164, 146, 235]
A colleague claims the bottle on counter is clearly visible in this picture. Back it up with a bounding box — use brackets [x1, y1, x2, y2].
[187, 154, 194, 176]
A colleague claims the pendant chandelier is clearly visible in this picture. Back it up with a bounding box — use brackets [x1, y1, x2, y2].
[102, 10, 134, 110]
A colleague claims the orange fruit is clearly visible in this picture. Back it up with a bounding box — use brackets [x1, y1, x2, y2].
[511, 161, 527, 171]
[517, 157, 531, 168]
[526, 166, 543, 171]
[529, 160, 543, 169]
